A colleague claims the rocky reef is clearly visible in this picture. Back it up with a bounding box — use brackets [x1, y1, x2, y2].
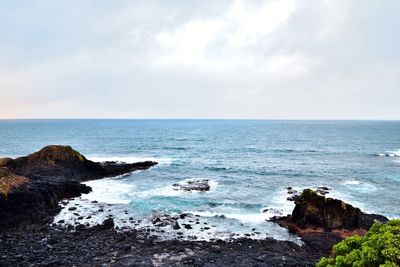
[0, 145, 157, 229]
[172, 179, 211, 192]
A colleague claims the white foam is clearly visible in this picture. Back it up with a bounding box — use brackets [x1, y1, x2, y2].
[377, 149, 400, 157]
[87, 156, 174, 165]
[343, 180, 360, 185]
[53, 199, 302, 244]
[190, 211, 267, 224]
[81, 178, 135, 204]
[260, 208, 284, 220]
[269, 188, 296, 217]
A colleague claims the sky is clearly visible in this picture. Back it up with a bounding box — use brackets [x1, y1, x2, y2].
[0, 0, 399, 120]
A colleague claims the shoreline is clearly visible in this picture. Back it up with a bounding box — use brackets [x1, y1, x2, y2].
[0, 220, 328, 266]
[0, 145, 391, 266]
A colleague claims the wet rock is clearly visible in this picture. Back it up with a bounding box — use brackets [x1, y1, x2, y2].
[317, 186, 329, 191]
[152, 218, 162, 225]
[96, 218, 115, 230]
[172, 222, 181, 230]
[287, 188, 297, 195]
[287, 193, 301, 202]
[262, 208, 283, 217]
[316, 186, 330, 196]
[172, 179, 211, 192]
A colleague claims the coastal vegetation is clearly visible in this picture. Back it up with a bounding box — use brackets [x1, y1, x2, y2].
[317, 220, 400, 267]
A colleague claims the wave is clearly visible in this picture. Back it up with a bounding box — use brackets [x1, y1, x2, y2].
[341, 179, 378, 193]
[204, 166, 230, 171]
[162, 147, 189, 151]
[343, 180, 360, 185]
[272, 148, 320, 153]
[189, 211, 267, 224]
[81, 178, 135, 204]
[53, 198, 301, 244]
[87, 156, 174, 165]
[205, 166, 280, 176]
[376, 149, 400, 157]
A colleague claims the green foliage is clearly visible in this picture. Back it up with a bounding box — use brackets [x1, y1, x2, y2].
[316, 220, 400, 267]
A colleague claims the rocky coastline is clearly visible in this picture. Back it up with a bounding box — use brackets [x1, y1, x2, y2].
[0, 145, 157, 229]
[0, 146, 389, 266]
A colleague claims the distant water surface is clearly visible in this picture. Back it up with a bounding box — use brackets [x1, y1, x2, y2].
[1, 120, 399, 241]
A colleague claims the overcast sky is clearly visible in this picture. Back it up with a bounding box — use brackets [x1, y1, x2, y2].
[0, 0, 399, 119]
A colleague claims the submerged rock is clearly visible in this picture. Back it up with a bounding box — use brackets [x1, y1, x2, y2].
[316, 186, 329, 196]
[286, 187, 301, 201]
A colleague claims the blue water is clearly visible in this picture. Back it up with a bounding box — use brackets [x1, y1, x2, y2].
[1, 120, 399, 240]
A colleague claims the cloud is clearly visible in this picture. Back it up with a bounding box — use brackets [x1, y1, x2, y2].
[0, 0, 399, 119]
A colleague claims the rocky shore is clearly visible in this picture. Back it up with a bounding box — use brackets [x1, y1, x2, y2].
[0, 222, 323, 266]
[0, 145, 157, 229]
[0, 146, 389, 266]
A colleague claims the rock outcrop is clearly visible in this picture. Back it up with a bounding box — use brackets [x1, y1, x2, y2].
[2, 145, 157, 182]
[172, 179, 211, 192]
[292, 189, 361, 230]
[0, 145, 157, 229]
[272, 189, 388, 237]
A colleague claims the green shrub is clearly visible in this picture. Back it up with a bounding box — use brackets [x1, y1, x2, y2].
[316, 219, 400, 267]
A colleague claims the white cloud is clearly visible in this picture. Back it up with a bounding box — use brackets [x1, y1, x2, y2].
[154, 0, 297, 69]
[227, 0, 295, 47]
[155, 19, 224, 65]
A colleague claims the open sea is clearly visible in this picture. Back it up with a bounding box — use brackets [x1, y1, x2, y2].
[1, 119, 399, 242]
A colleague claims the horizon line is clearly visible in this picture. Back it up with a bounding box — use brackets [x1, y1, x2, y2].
[0, 118, 399, 122]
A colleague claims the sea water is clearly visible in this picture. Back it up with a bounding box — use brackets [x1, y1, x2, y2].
[1, 120, 399, 242]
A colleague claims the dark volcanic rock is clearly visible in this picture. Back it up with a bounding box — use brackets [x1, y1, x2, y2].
[6, 145, 157, 182]
[358, 212, 389, 230]
[0, 145, 157, 230]
[292, 189, 361, 230]
[272, 189, 388, 237]
[172, 222, 181, 230]
[172, 179, 211, 192]
[0, 225, 322, 267]
[271, 188, 389, 259]
[0, 157, 13, 167]
[96, 218, 115, 230]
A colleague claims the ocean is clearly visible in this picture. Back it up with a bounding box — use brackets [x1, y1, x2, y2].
[1, 119, 399, 242]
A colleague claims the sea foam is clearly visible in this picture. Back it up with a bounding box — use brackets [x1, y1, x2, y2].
[377, 149, 400, 157]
